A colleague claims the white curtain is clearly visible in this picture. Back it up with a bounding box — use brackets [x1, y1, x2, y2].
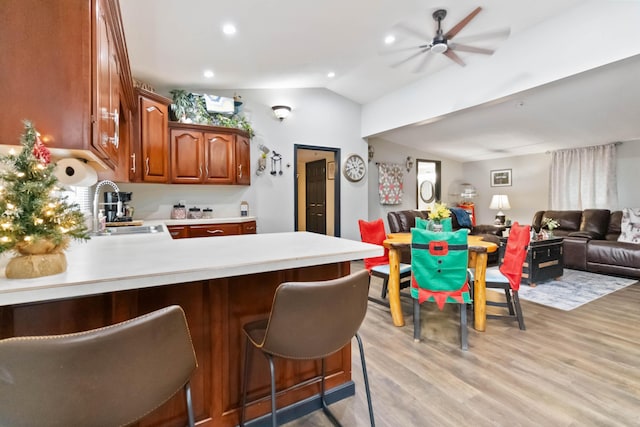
[549, 143, 618, 210]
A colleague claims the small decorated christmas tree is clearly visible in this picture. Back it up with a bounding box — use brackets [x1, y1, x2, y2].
[0, 121, 89, 278]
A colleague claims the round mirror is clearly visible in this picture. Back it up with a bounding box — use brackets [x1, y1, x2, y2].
[419, 180, 435, 203]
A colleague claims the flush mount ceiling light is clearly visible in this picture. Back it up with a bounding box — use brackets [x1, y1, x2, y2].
[203, 70, 214, 78]
[222, 23, 237, 35]
[327, 71, 336, 78]
[271, 105, 291, 121]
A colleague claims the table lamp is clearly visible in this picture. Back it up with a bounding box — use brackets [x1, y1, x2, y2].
[490, 194, 511, 225]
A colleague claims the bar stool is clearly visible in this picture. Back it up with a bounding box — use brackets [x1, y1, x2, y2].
[239, 270, 376, 427]
[0, 305, 198, 427]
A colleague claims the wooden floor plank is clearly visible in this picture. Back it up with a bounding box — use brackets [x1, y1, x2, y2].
[284, 262, 640, 426]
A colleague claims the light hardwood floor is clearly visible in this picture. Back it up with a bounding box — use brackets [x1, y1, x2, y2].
[285, 262, 640, 426]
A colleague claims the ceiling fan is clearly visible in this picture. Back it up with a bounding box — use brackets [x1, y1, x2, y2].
[384, 7, 510, 73]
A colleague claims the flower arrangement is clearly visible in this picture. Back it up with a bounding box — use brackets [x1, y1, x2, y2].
[541, 217, 560, 231]
[428, 202, 451, 222]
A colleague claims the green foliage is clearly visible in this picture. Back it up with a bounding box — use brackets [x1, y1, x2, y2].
[169, 90, 255, 138]
[0, 121, 90, 254]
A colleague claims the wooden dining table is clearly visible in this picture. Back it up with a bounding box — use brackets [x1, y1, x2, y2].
[383, 233, 498, 331]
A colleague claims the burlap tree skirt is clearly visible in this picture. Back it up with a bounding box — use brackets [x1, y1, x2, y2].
[5, 240, 68, 279]
[6, 252, 67, 279]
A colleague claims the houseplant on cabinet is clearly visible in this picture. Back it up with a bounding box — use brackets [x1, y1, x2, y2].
[0, 121, 89, 278]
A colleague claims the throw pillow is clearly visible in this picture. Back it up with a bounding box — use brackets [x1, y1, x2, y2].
[618, 208, 640, 244]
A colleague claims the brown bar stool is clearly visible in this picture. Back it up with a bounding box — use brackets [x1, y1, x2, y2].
[0, 305, 198, 427]
[239, 270, 376, 427]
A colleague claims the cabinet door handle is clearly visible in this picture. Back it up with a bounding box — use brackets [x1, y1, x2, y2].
[205, 165, 209, 178]
[245, 226, 255, 231]
[199, 165, 203, 177]
[131, 153, 136, 173]
[105, 109, 119, 148]
[112, 109, 119, 148]
[145, 157, 150, 175]
[238, 164, 243, 178]
[206, 229, 224, 234]
[170, 231, 180, 236]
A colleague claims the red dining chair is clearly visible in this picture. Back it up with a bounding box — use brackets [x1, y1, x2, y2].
[469, 222, 530, 330]
[358, 218, 411, 300]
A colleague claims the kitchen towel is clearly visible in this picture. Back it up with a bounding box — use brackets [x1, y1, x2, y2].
[378, 163, 404, 205]
[54, 158, 98, 187]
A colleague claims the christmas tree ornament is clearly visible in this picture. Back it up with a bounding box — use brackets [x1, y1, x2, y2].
[0, 121, 89, 278]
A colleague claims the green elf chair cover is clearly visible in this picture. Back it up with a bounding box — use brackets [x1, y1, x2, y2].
[411, 227, 471, 350]
[415, 217, 453, 231]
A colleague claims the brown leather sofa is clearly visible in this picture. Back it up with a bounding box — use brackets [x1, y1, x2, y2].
[387, 210, 504, 264]
[532, 209, 640, 279]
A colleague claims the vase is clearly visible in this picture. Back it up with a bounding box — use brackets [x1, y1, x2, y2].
[5, 239, 67, 279]
[431, 222, 443, 232]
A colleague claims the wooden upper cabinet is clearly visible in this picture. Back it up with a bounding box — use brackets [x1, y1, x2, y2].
[0, 0, 135, 175]
[169, 122, 250, 185]
[204, 133, 234, 184]
[171, 129, 204, 183]
[132, 89, 170, 183]
[236, 135, 251, 185]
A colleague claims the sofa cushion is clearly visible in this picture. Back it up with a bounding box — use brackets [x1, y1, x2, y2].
[587, 240, 640, 269]
[387, 210, 429, 233]
[606, 211, 623, 241]
[618, 208, 640, 244]
[541, 210, 582, 232]
[579, 209, 611, 239]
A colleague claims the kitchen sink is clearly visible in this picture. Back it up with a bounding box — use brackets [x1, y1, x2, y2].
[95, 224, 165, 236]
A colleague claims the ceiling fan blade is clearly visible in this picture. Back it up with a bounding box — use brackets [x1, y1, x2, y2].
[379, 45, 430, 57]
[444, 6, 482, 40]
[453, 27, 511, 44]
[443, 49, 466, 67]
[390, 48, 430, 68]
[393, 22, 432, 42]
[413, 51, 435, 73]
[449, 43, 494, 55]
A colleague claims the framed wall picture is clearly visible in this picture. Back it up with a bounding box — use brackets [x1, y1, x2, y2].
[327, 161, 335, 180]
[490, 169, 512, 187]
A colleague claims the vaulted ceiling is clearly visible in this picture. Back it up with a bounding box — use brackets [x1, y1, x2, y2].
[120, 0, 640, 162]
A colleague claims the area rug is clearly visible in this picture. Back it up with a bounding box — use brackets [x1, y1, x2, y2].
[486, 268, 637, 311]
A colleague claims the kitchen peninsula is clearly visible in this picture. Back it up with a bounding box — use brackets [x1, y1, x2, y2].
[0, 230, 381, 427]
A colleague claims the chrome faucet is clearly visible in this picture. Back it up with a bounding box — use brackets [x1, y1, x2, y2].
[93, 180, 122, 233]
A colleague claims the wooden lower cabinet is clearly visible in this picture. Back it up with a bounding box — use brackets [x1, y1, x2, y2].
[0, 262, 352, 427]
[167, 221, 256, 239]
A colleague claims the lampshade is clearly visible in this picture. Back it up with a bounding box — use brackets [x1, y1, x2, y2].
[271, 105, 291, 121]
[489, 195, 511, 210]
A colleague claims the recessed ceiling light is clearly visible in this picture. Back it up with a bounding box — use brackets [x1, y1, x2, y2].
[384, 34, 396, 45]
[203, 70, 214, 78]
[327, 71, 336, 78]
[222, 23, 237, 35]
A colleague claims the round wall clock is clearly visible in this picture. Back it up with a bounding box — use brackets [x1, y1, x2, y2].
[343, 154, 366, 182]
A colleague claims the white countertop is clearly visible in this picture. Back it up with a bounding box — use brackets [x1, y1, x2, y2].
[0, 230, 381, 306]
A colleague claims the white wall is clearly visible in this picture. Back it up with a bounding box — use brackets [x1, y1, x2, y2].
[118, 87, 368, 241]
[463, 139, 640, 226]
[366, 137, 464, 232]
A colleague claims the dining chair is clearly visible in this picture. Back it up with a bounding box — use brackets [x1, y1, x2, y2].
[358, 218, 411, 299]
[0, 305, 198, 427]
[470, 222, 530, 330]
[239, 270, 375, 427]
[411, 227, 472, 350]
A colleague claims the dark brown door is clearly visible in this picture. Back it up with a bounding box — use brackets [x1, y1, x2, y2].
[305, 160, 327, 234]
